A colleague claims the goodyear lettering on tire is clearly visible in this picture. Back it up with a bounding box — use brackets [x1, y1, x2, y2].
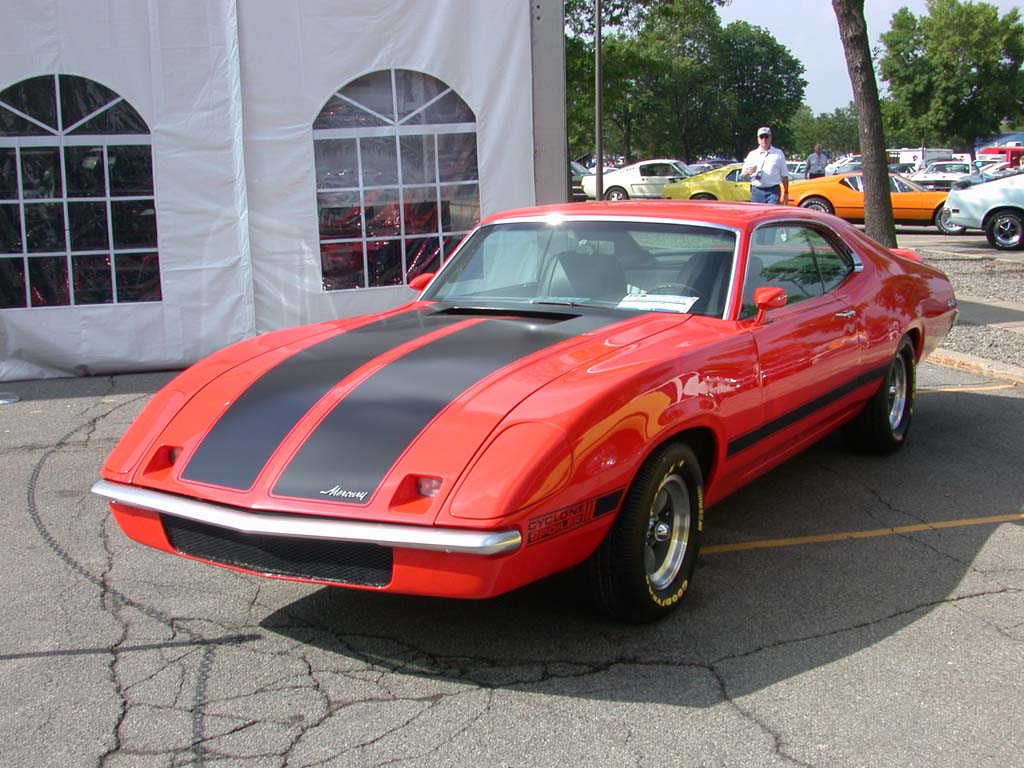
[648, 578, 688, 607]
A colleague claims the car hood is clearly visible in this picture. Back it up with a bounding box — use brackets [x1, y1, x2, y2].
[102, 304, 694, 521]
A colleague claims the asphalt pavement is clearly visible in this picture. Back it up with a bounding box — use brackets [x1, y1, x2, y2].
[0, 229, 1021, 767]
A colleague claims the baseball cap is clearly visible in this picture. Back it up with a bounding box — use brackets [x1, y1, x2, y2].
[757, 127, 772, 137]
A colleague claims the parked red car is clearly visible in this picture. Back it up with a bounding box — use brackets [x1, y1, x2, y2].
[94, 201, 957, 622]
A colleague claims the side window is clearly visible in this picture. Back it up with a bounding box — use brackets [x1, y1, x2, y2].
[892, 176, 918, 193]
[742, 224, 852, 317]
[841, 176, 862, 193]
[726, 168, 741, 182]
[641, 163, 673, 177]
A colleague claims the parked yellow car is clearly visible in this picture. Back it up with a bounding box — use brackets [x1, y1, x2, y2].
[788, 173, 965, 234]
[662, 163, 750, 202]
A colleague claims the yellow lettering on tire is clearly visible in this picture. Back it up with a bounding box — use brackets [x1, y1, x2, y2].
[647, 578, 688, 607]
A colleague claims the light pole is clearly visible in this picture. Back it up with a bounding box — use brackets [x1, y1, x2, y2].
[594, 0, 603, 201]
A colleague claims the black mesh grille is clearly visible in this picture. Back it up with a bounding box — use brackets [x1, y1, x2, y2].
[162, 515, 393, 587]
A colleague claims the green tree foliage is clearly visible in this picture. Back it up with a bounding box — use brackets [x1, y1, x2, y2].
[715, 21, 807, 159]
[564, 0, 659, 36]
[879, 0, 1024, 149]
[565, 0, 806, 162]
[632, 1, 724, 160]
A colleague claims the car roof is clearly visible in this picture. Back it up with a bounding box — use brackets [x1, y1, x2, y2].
[610, 158, 690, 172]
[478, 199, 832, 229]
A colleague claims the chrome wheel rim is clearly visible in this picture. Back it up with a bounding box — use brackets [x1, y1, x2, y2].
[993, 216, 1022, 248]
[938, 208, 964, 234]
[887, 355, 908, 430]
[644, 474, 691, 590]
[605, 189, 627, 201]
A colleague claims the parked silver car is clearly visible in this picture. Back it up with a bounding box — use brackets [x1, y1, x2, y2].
[908, 161, 973, 191]
[943, 172, 1024, 250]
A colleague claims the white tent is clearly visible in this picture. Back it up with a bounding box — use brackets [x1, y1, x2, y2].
[0, 0, 566, 381]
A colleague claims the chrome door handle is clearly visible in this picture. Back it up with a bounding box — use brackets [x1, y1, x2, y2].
[834, 309, 856, 318]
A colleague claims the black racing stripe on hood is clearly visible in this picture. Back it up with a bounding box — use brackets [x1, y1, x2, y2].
[180, 310, 468, 491]
[271, 314, 618, 504]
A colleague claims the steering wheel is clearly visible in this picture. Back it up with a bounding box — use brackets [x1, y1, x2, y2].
[648, 282, 701, 296]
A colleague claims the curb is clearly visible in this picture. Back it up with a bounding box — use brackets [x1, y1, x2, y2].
[928, 348, 1024, 386]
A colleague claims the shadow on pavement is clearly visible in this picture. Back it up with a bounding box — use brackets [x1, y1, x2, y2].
[261, 389, 1023, 704]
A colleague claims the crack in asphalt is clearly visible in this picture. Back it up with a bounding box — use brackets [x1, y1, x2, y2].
[18, 384, 1022, 767]
[809, 453, 1008, 571]
[24, 396, 259, 768]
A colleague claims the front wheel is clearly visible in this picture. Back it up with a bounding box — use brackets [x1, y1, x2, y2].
[985, 209, 1024, 250]
[934, 207, 966, 235]
[800, 196, 834, 214]
[691, 193, 717, 201]
[845, 337, 916, 454]
[604, 186, 629, 201]
[587, 443, 703, 623]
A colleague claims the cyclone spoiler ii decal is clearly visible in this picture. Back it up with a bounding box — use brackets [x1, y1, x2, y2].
[526, 490, 624, 545]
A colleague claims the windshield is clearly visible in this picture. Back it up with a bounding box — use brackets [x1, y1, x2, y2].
[671, 160, 694, 177]
[421, 219, 738, 318]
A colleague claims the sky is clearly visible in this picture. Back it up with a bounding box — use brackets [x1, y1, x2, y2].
[717, 0, 1021, 115]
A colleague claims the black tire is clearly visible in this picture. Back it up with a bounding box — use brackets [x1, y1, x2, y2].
[604, 186, 629, 201]
[934, 206, 966, 235]
[587, 442, 703, 622]
[800, 196, 834, 214]
[984, 209, 1024, 250]
[691, 193, 717, 201]
[845, 337, 916, 454]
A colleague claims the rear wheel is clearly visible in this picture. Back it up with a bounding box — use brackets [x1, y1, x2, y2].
[845, 337, 916, 454]
[691, 193, 716, 201]
[604, 186, 629, 201]
[984, 209, 1024, 250]
[587, 442, 703, 622]
[934, 207, 966, 235]
[800, 196, 834, 214]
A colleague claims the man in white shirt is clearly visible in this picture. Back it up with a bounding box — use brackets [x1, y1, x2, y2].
[741, 127, 789, 204]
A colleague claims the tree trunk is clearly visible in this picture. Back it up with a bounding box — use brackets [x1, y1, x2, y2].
[832, 0, 896, 247]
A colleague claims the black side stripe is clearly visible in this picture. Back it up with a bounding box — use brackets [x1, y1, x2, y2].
[272, 314, 618, 503]
[180, 311, 468, 490]
[727, 363, 888, 457]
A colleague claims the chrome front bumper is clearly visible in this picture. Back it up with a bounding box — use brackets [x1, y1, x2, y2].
[92, 479, 522, 555]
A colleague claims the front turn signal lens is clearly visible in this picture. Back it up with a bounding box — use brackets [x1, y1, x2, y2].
[416, 476, 443, 498]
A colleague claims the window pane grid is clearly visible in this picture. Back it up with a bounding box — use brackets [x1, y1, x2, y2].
[313, 69, 479, 292]
[0, 75, 158, 309]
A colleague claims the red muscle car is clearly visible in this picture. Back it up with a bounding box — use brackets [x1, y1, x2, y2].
[93, 201, 958, 622]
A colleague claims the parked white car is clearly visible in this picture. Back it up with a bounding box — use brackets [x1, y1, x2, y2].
[825, 154, 861, 175]
[943, 172, 1024, 250]
[581, 159, 692, 200]
[908, 160, 973, 191]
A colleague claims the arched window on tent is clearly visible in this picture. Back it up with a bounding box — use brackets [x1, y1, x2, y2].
[0, 74, 159, 309]
[312, 69, 480, 291]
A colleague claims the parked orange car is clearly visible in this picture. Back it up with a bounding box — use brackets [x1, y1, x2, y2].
[787, 173, 964, 234]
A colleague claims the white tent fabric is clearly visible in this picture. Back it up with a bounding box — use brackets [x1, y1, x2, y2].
[0, 0, 536, 381]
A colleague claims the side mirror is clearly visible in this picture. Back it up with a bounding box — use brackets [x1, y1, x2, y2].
[753, 286, 787, 324]
[407, 273, 434, 292]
